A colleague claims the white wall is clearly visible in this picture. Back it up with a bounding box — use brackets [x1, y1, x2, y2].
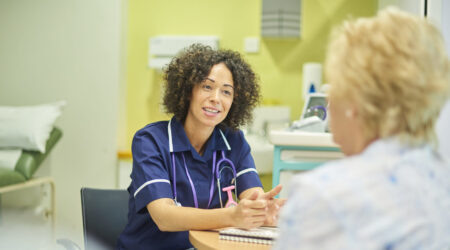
[378, 0, 424, 15]
[434, 0, 450, 160]
[0, 0, 125, 246]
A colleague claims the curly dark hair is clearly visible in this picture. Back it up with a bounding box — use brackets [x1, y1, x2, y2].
[162, 43, 260, 130]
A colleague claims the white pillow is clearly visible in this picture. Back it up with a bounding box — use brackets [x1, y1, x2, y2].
[0, 101, 66, 153]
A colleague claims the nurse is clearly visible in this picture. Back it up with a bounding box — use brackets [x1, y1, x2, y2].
[118, 44, 285, 249]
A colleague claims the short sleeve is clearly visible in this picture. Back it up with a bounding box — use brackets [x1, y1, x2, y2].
[273, 176, 348, 250]
[234, 130, 262, 196]
[130, 129, 173, 213]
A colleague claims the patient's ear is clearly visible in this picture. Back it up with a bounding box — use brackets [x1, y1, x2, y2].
[344, 106, 357, 119]
[344, 109, 353, 118]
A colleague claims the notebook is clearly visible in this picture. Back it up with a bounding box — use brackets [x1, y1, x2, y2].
[218, 226, 279, 245]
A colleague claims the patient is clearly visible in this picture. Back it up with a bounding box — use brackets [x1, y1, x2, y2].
[274, 7, 450, 250]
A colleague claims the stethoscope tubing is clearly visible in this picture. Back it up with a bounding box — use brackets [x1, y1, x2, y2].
[182, 153, 198, 208]
[168, 120, 237, 209]
[207, 151, 237, 208]
[207, 151, 217, 208]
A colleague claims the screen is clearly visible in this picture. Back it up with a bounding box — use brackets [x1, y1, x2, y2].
[301, 94, 328, 120]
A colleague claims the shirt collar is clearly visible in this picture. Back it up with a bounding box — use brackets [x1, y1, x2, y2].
[361, 136, 430, 157]
[169, 117, 231, 155]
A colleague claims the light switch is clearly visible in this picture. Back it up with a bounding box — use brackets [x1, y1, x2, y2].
[244, 37, 260, 53]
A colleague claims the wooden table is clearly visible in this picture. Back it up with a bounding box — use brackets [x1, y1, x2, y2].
[189, 230, 272, 250]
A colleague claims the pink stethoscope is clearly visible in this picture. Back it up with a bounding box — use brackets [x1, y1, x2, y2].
[168, 120, 238, 209]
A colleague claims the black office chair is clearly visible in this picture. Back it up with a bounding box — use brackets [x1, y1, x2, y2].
[79, 188, 129, 250]
[57, 188, 129, 250]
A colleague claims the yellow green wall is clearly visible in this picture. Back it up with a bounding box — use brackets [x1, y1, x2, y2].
[125, 0, 377, 149]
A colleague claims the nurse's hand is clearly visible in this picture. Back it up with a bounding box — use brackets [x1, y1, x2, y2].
[260, 185, 287, 226]
[231, 191, 268, 229]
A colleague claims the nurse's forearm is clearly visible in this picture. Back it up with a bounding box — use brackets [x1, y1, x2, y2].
[147, 197, 267, 232]
[147, 198, 235, 231]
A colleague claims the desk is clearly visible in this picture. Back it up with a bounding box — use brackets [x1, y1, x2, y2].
[269, 130, 343, 197]
[189, 230, 271, 250]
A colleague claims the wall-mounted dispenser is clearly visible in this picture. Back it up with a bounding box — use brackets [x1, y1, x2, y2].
[148, 36, 219, 71]
[302, 62, 322, 98]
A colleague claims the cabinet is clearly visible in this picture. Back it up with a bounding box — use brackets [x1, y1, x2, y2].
[269, 130, 343, 198]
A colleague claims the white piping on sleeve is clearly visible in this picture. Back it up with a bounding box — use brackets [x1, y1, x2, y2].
[232, 168, 259, 184]
[134, 179, 170, 198]
[236, 168, 258, 178]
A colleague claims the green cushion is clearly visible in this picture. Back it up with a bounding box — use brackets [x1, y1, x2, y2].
[0, 167, 26, 187]
[14, 127, 62, 179]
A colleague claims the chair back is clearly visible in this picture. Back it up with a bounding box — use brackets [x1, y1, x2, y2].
[81, 187, 129, 250]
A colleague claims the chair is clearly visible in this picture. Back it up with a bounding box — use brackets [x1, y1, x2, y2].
[81, 187, 129, 250]
[57, 188, 129, 250]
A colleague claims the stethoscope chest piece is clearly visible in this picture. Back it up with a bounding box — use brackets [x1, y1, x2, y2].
[222, 185, 238, 208]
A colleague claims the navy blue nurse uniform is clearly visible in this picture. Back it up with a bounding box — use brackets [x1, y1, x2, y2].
[117, 117, 262, 250]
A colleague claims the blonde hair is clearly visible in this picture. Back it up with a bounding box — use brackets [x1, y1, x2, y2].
[325, 7, 450, 147]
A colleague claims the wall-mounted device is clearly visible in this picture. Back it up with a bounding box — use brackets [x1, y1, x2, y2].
[261, 0, 301, 38]
[301, 93, 327, 120]
[291, 93, 328, 132]
[148, 36, 219, 71]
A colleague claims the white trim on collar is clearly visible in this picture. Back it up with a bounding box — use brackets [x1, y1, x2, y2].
[168, 119, 231, 152]
[219, 129, 231, 151]
[168, 119, 173, 153]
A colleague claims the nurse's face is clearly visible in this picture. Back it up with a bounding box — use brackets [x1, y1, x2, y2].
[187, 63, 234, 129]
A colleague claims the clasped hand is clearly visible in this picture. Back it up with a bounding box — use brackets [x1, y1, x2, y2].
[231, 185, 286, 229]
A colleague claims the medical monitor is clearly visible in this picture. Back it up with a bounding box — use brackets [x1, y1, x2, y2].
[301, 93, 328, 120]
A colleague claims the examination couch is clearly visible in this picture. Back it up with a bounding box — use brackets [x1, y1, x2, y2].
[0, 127, 62, 232]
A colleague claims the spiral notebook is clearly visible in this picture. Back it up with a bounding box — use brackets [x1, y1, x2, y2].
[218, 226, 279, 245]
